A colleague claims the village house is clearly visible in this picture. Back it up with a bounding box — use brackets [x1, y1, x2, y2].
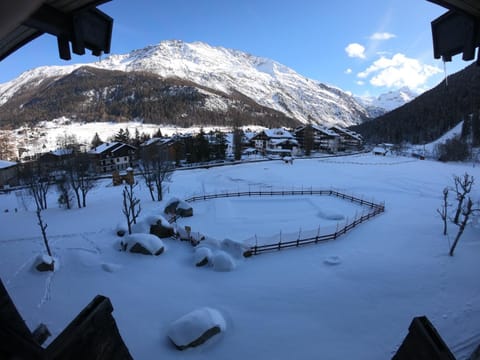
[37, 148, 74, 174]
[250, 128, 298, 156]
[139, 137, 179, 163]
[329, 126, 364, 151]
[88, 142, 137, 174]
[0, 160, 18, 189]
[294, 125, 340, 153]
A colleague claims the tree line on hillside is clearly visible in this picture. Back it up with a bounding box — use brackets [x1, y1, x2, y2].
[0, 66, 299, 130]
[351, 64, 480, 146]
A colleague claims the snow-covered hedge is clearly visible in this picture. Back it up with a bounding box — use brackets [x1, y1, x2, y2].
[193, 238, 248, 271]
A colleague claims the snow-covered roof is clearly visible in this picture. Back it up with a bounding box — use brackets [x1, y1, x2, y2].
[270, 138, 298, 146]
[312, 125, 339, 137]
[88, 142, 120, 154]
[330, 125, 362, 141]
[51, 148, 73, 156]
[89, 142, 136, 155]
[296, 125, 339, 137]
[264, 128, 294, 139]
[0, 160, 17, 169]
[141, 137, 172, 147]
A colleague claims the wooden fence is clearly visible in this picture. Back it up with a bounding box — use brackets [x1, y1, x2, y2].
[169, 189, 385, 256]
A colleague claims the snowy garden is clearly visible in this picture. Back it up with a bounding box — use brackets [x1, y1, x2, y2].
[0, 153, 479, 359]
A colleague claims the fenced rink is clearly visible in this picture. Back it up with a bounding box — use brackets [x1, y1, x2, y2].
[169, 188, 385, 256]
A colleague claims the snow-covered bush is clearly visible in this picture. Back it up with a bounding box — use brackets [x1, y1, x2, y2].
[34, 254, 59, 272]
[121, 234, 165, 256]
[167, 307, 226, 350]
[194, 247, 212, 267]
[212, 251, 236, 272]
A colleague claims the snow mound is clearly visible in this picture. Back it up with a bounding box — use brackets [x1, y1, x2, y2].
[101, 263, 123, 273]
[34, 254, 59, 272]
[131, 213, 172, 234]
[167, 307, 226, 350]
[193, 238, 247, 271]
[318, 210, 345, 221]
[324, 256, 342, 266]
[122, 234, 165, 255]
[212, 251, 236, 272]
[115, 223, 128, 237]
[194, 247, 212, 267]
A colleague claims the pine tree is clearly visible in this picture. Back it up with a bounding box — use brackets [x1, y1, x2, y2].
[91, 132, 103, 149]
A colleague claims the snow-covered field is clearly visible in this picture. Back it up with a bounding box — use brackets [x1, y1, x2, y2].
[0, 154, 479, 359]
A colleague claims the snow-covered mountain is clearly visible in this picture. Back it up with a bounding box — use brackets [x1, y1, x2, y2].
[0, 40, 370, 128]
[357, 87, 417, 115]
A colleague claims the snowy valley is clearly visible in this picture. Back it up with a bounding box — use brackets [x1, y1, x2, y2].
[0, 154, 479, 359]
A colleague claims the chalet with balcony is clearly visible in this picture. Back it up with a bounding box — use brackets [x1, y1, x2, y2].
[37, 148, 74, 173]
[294, 125, 340, 153]
[89, 142, 137, 174]
[250, 128, 298, 156]
[139, 137, 178, 161]
[329, 126, 364, 151]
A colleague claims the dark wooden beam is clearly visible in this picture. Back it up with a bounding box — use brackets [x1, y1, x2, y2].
[22, 3, 112, 60]
[427, 0, 480, 18]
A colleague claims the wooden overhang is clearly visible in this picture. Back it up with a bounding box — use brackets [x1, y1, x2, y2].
[427, 0, 480, 63]
[0, 0, 113, 62]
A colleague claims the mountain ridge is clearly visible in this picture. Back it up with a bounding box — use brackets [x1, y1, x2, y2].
[0, 40, 412, 129]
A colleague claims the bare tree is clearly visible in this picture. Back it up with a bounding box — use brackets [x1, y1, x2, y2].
[36, 209, 53, 258]
[64, 152, 97, 208]
[452, 173, 474, 224]
[18, 162, 50, 210]
[56, 175, 73, 209]
[139, 147, 174, 202]
[437, 187, 449, 235]
[122, 182, 141, 235]
[0, 130, 16, 160]
[56, 132, 81, 152]
[449, 197, 475, 256]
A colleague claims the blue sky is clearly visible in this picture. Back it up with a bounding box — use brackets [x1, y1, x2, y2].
[0, 0, 474, 97]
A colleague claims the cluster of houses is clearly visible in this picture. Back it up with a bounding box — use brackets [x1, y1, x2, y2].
[0, 125, 363, 189]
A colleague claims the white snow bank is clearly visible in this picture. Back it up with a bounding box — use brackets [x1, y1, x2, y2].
[123, 234, 165, 254]
[212, 251, 236, 272]
[193, 238, 247, 271]
[219, 238, 249, 259]
[167, 307, 226, 349]
[199, 238, 248, 259]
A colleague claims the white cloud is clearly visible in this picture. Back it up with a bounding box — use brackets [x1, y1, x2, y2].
[345, 43, 366, 59]
[356, 80, 365, 86]
[345, 68, 353, 74]
[369, 32, 396, 41]
[357, 53, 442, 91]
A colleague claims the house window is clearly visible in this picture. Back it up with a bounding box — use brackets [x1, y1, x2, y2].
[124, 157, 127, 161]
[103, 167, 106, 172]
[116, 158, 120, 163]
